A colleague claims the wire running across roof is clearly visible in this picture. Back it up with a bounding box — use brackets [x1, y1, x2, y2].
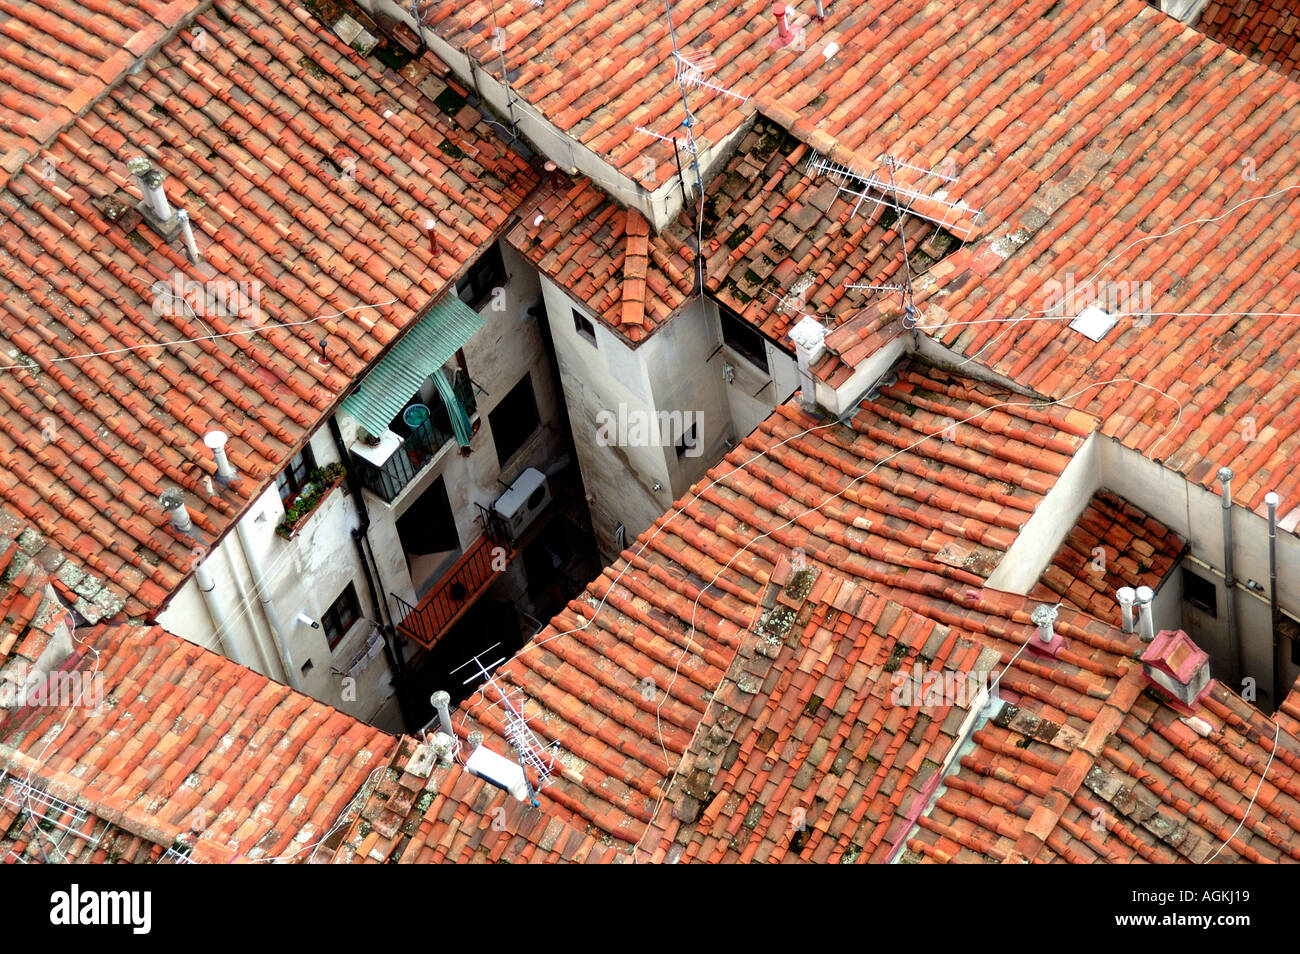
[341, 294, 483, 436]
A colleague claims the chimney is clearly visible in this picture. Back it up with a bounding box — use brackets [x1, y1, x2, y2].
[430, 689, 453, 736]
[430, 731, 457, 765]
[788, 315, 827, 409]
[1031, 603, 1058, 645]
[423, 217, 439, 255]
[204, 430, 238, 486]
[126, 156, 182, 241]
[1135, 585, 1155, 642]
[1116, 586, 1137, 634]
[177, 209, 202, 263]
[1141, 628, 1212, 710]
[773, 2, 791, 41]
[159, 488, 194, 534]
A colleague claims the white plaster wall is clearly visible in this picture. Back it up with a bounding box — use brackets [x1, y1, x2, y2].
[157, 428, 396, 723]
[1099, 437, 1300, 705]
[986, 432, 1102, 593]
[158, 245, 565, 722]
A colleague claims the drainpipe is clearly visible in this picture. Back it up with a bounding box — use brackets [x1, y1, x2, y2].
[233, 518, 300, 690]
[193, 561, 254, 669]
[329, 417, 421, 727]
[221, 543, 282, 680]
[1116, 586, 1137, 634]
[1267, 491, 1281, 707]
[1219, 467, 1240, 685]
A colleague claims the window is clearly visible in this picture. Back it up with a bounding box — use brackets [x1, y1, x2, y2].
[573, 308, 597, 346]
[718, 303, 769, 373]
[275, 444, 317, 506]
[322, 582, 362, 651]
[675, 421, 698, 459]
[457, 243, 507, 311]
[1183, 567, 1217, 617]
[489, 373, 540, 467]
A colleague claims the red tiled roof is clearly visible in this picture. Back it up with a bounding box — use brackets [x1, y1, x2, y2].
[1031, 489, 1187, 624]
[0, 621, 396, 863]
[331, 735, 629, 863]
[0, 509, 124, 687]
[509, 113, 940, 345]
[452, 358, 1098, 843]
[0, 0, 536, 614]
[445, 0, 1300, 516]
[442, 350, 1300, 862]
[642, 565, 1002, 864]
[0, 0, 198, 181]
[1199, 0, 1300, 79]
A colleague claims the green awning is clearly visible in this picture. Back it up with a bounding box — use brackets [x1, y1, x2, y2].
[341, 295, 483, 437]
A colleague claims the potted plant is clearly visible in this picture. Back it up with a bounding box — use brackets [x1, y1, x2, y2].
[276, 462, 347, 538]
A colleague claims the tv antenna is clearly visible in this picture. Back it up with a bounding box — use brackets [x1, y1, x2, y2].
[805, 150, 982, 241]
[672, 51, 748, 102]
[454, 644, 557, 805]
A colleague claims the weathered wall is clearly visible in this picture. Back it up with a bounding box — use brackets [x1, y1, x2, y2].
[159, 244, 566, 722]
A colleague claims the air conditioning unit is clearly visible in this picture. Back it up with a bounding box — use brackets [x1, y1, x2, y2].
[492, 467, 550, 541]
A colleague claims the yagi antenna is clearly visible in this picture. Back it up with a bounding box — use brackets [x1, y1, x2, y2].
[806, 150, 982, 241]
[673, 52, 747, 102]
[635, 124, 697, 155]
[455, 645, 556, 804]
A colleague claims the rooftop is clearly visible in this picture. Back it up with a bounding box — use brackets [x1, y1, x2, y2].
[0, 0, 535, 614]
[1198, 0, 1300, 79]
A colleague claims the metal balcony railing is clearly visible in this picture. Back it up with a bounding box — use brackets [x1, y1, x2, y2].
[391, 534, 511, 649]
[351, 375, 476, 503]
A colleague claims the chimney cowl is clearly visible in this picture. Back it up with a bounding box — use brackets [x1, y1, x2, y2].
[1116, 586, 1137, 634]
[1030, 603, 1058, 643]
[204, 430, 237, 485]
[159, 488, 194, 533]
[1141, 628, 1212, 710]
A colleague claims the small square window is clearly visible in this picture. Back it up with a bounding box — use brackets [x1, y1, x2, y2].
[457, 243, 507, 311]
[717, 302, 769, 374]
[276, 444, 318, 507]
[322, 582, 362, 651]
[573, 309, 597, 345]
[1183, 568, 1217, 618]
[675, 422, 698, 459]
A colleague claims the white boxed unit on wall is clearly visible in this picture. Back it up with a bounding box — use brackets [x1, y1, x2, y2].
[492, 467, 550, 541]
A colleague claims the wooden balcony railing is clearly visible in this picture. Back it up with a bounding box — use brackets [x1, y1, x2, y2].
[391, 534, 511, 649]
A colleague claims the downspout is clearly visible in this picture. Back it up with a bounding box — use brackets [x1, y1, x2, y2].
[194, 561, 254, 669]
[221, 544, 282, 679]
[1218, 467, 1240, 686]
[329, 418, 421, 726]
[1267, 491, 1281, 708]
[233, 518, 300, 690]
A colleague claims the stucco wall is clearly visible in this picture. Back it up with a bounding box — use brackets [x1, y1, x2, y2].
[159, 244, 566, 722]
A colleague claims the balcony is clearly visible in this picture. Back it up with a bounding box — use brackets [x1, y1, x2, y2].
[350, 375, 476, 504]
[391, 534, 512, 649]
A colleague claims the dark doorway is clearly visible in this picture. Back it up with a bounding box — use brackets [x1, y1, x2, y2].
[397, 476, 461, 598]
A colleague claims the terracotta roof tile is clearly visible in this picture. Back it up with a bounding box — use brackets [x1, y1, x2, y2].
[1198, 0, 1300, 80]
[0, 619, 395, 863]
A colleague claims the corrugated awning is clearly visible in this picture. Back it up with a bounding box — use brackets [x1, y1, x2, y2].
[341, 294, 483, 436]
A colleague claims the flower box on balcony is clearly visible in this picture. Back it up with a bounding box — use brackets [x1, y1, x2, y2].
[275, 462, 347, 539]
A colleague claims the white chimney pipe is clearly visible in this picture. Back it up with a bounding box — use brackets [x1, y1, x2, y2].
[193, 560, 253, 668]
[177, 209, 202, 262]
[1031, 603, 1058, 644]
[127, 156, 174, 223]
[159, 489, 193, 533]
[431, 732, 457, 765]
[1135, 585, 1155, 642]
[788, 315, 828, 408]
[431, 689, 453, 736]
[1116, 586, 1137, 634]
[204, 430, 237, 485]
